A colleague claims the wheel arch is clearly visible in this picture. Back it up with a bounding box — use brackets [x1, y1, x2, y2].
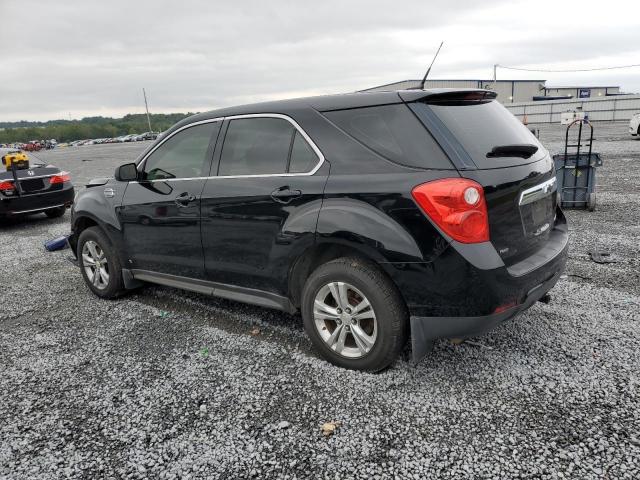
[70, 212, 123, 262]
[288, 239, 402, 310]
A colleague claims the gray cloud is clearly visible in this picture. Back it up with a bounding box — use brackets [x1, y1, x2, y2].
[0, 0, 638, 121]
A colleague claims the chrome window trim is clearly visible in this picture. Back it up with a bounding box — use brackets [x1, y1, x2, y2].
[519, 177, 557, 206]
[134, 113, 325, 183]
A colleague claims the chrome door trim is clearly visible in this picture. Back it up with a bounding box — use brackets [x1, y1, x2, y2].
[133, 113, 326, 184]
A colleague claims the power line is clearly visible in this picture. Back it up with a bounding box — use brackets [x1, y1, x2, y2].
[497, 63, 640, 73]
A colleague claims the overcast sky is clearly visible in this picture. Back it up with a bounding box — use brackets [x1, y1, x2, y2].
[1, 0, 638, 122]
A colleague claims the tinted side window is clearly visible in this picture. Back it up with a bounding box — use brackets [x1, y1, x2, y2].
[219, 118, 295, 176]
[288, 131, 318, 173]
[142, 122, 220, 180]
[324, 104, 453, 169]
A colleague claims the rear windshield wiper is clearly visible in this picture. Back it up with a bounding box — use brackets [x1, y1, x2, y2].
[486, 144, 538, 159]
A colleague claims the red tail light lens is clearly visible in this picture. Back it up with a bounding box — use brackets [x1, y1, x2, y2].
[411, 178, 490, 244]
[0, 180, 15, 192]
[49, 172, 70, 184]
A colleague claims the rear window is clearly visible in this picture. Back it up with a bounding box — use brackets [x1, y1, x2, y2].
[425, 100, 545, 169]
[323, 104, 453, 170]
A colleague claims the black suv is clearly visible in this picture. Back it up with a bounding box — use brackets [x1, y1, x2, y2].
[69, 89, 567, 371]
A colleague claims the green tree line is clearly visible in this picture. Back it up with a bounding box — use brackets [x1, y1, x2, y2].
[0, 113, 195, 144]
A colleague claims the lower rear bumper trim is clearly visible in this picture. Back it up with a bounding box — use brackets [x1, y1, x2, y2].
[7, 203, 68, 215]
[410, 269, 563, 365]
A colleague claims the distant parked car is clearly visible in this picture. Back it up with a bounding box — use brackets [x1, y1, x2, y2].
[136, 131, 158, 141]
[0, 148, 74, 218]
[630, 113, 640, 137]
[22, 141, 41, 151]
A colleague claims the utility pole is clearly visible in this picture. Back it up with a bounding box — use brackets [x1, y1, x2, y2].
[493, 64, 498, 90]
[143, 88, 152, 133]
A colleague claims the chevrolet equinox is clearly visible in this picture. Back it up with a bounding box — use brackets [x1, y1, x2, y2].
[69, 89, 568, 371]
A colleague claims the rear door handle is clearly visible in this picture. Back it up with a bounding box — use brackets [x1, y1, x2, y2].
[175, 192, 196, 207]
[270, 187, 302, 204]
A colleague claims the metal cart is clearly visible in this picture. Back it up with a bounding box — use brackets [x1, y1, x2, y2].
[552, 119, 603, 211]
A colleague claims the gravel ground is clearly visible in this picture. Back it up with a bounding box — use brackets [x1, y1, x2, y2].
[1, 122, 639, 479]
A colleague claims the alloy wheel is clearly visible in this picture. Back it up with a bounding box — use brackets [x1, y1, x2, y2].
[313, 282, 378, 359]
[82, 240, 109, 290]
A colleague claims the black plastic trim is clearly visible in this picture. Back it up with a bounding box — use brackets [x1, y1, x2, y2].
[410, 268, 563, 364]
[130, 269, 296, 313]
[407, 103, 477, 170]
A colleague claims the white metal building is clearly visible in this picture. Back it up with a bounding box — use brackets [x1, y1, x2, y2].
[541, 85, 620, 99]
[505, 95, 640, 123]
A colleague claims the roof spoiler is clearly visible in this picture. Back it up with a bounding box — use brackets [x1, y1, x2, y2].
[398, 89, 498, 105]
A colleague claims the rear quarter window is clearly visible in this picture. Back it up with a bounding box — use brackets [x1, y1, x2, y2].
[323, 104, 454, 170]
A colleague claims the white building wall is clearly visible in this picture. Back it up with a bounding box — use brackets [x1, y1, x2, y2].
[505, 95, 640, 123]
[544, 86, 620, 99]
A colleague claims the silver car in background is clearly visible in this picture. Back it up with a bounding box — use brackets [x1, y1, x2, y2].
[630, 113, 640, 137]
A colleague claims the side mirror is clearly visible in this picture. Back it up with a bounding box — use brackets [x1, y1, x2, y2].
[115, 163, 138, 182]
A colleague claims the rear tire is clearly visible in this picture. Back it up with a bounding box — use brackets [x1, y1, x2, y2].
[45, 206, 66, 218]
[301, 257, 408, 372]
[587, 192, 596, 212]
[77, 226, 126, 299]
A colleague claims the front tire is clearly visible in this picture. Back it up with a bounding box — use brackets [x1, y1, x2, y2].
[45, 206, 66, 218]
[77, 226, 126, 299]
[301, 257, 408, 372]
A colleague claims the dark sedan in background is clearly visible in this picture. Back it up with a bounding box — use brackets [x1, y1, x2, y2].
[0, 148, 74, 218]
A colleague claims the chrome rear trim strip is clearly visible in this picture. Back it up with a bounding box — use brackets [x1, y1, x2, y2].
[519, 177, 557, 206]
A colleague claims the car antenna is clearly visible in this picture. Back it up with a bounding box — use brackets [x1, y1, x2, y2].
[417, 41, 444, 90]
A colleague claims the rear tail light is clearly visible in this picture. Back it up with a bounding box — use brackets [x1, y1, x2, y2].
[411, 178, 490, 244]
[0, 180, 15, 193]
[49, 172, 71, 184]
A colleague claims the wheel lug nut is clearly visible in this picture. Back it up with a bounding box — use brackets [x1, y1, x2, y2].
[336, 308, 342, 314]
[345, 308, 351, 314]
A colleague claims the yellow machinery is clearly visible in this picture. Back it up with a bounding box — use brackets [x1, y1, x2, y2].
[1, 150, 30, 171]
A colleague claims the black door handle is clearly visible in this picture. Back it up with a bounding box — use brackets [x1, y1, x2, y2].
[175, 192, 196, 207]
[270, 187, 302, 204]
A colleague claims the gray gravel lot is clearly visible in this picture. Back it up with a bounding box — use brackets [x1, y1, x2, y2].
[1, 122, 639, 479]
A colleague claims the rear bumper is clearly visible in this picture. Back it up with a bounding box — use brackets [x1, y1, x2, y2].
[0, 186, 74, 216]
[410, 266, 564, 363]
[385, 213, 568, 364]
